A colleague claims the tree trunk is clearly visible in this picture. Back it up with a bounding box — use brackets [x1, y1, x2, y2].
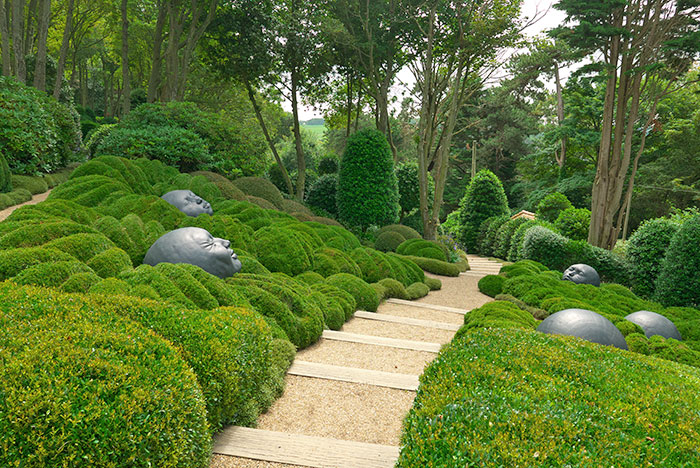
[147, 0, 166, 102]
[32, 0, 50, 91]
[244, 78, 294, 196]
[345, 70, 352, 138]
[291, 68, 305, 201]
[11, 0, 25, 82]
[23, 0, 34, 55]
[375, 80, 398, 161]
[553, 63, 567, 176]
[0, 0, 10, 75]
[53, 0, 74, 99]
[120, 0, 130, 115]
[163, 0, 183, 101]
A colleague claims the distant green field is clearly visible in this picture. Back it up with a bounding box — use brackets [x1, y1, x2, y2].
[301, 123, 325, 138]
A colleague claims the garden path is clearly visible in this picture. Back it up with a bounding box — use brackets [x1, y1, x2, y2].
[0, 189, 52, 221]
[211, 254, 501, 468]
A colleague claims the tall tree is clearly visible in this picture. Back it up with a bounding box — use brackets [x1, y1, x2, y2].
[146, 0, 166, 102]
[32, 0, 50, 90]
[120, 0, 130, 114]
[53, 0, 75, 98]
[553, 0, 700, 249]
[0, 0, 11, 75]
[409, 0, 522, 239]
[11, 0, 25, 82]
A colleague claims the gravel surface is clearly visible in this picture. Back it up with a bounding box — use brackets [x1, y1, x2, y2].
[417, 272, 494, 310]
[211, 455, 311, 468]
[256, 375, 415, 445]
[340, 317, 455, 343]
[296, 339, 435, 375]
[378, 302, 466, 325]
[0, 190, 52, 221]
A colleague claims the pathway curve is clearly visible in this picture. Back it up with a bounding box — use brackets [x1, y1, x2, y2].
[211, 254, 502, 468]
[0, 189, 52, 221]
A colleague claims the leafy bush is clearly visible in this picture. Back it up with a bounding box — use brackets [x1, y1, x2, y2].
[477, 274, 505, 297]
[326, 273, 380, 312]
[506, 219, 540, 261]
[85, 123, 116, 157]
[378, 224, 421, 240]
[337, 129, 399, 229]
[305, 174, 338, 217]
[536, 192, 573, 223]
[48, 174, 133, 207]
[395, 161, 433, 218]
[655, 215, 700, 308]
[0, 152, 11, 193]
[0, 283, 211, 467]
[406, 281, 430, 300]
[478, 215, 509, 257]
[318, 155, 339, 175]
[96, 125, 211, 172]
[492, 217, 529, 259]
[374, 230, 405, 252]
[378, 278, 409, 299]
[457, 301, 537, 335]
[312, 247, 362, 278]
[70, 155, 154, 195]
[396, 238, 447, 262]
[11, 174, 48, 195]
[190, 171, 246, 200]
[424, 277, 442, 290]
[233, 177, 285, 209]
[555, 207, 591, 241]
[400, 255, 461, 277]
[457, 169, 509, 251]
[86, 247, 134, 278]
[397, 327, 700, 467]
[627, 218, 679, 299]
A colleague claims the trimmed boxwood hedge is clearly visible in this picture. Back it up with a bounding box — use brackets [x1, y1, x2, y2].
[398, 327, 700, 467]
[233, 177, 285, 209]
[457, 169, 509, 251]
[396, 238, 447, 261]
[655, 215, 700, 308]
[399, 255, 460, 277]
[477, 274, 505, 297]
[374, 230, 405, 252]
[627, 218, 679, 299]
[325, 273, 380, 312]
[0, 283, 211, 467]
[406, 281, 430, 300]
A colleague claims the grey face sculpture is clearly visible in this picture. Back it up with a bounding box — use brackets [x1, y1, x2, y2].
[562, 263, 600, 287]
[537, 308, 628, 350]
[143, 227, 242, 278]
[625, 311, 682, 341]
[161, 190, 213, 217]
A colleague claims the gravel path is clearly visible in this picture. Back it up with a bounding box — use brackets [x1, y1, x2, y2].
[0, 189, 52, 221]
[212, 257, 501, 467]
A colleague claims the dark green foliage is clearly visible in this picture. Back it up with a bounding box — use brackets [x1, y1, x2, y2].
[555, 207, 591, 241]
[395, 161, 433, 218]
[295, 271, 326, 285]
[0, 284, 210, 468]
[374, 230, 405, 252]
[337, 129, 399, 229]
[7, 188, 32, 204]
[325, 273, 380, 312]
[385, 253, 425, 286]
[350, 247, 392, 283]
[131, 157, 181, 186]
[400, 255, 461, 277]
[233, 177, 285, 208]
[478, 215, 510, 257]
[424, 277, 442, 290]
[279, 199, 313, 216]
[49, 175, 133, 207]
[305, 174, 338, 217]
[85, 124, 116, 157]
[378, 224, 421, 240]
[507, 219, 539, 261]
[191, 171, 246, 200]
[655, 215, 700, 307]
[318, 155, 339, 175]
[70, 156, 154, 195]
[10, 175, 48, 195]
[179, 214, 254, 252]
[627, 218, 679, 298]
[457, 169, 509, 251]
[13, 260, 96, 288]
[378, 278, 409, 299]
[396, 238, 448, 261]
[397, 328, 700, 467]
[98, 194, 185, 231]
[86, 247, 134, 278]
[536, 192, 573, 223]
[154, 263, 219, 310]
[0, 152, 13, 193]
[0, 76, 80, 174]
[492, 217, 529, 259]
[406, 282, 430, 300]
[478, 274, 506, 297]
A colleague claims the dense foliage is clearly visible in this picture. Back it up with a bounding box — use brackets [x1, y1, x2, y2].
[655, 215, 700, 308]
[305, 174, 338, 217]
[627, 218, 679, 299]
[457, 169, 509, 251]
[536, 192, 573, 223]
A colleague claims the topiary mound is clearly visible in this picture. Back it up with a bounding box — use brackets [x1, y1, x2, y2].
[477, 274, 505, 297]
[337, 129, 399, 229]
[457, 169, 509, 252]
[326, 273, 380, 312]
[0, 283, 211, 467]
[233, 177, 285, 209]
[398, 327, 700, 467]
[655, 215, 700, 308]
[396, 238, 447, 261]
[536, 191, 573, 223]
[399, 255, 460, 277]
[312, 247, 362, 278]
[191, 171, 246, 200]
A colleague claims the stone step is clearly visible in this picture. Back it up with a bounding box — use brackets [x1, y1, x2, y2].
[322, 329, 441, 353]
[288, 360, 420, 391]
[213, 426, 399, 468]
[386, 298, 470, 315]
[355, 310, 460, 331]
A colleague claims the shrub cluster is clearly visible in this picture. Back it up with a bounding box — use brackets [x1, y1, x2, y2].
[655, 214, 700, 308]
[457, 169, 509, 252]
[626, 218, 678, 298]
[305, 174, 338, 217]
[554, 207, 591, 241]
[396, 238, 448, 262]
[535, 191, 573, 223]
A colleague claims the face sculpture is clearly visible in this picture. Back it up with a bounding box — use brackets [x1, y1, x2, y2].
[625, 311, 682, 341]
[537, 308, 628, 350]
[161, 190, 213, 217]
[143, 227, 242, 279]
[562, 263, 600, 287]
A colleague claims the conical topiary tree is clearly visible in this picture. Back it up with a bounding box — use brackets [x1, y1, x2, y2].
[654, 215, 700, 307]
[337, 129, 399, 230]
[457, 169, 509, 252]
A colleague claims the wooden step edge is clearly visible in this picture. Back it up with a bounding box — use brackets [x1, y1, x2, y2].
[354, 310, 461, 331]
[385, 298, 470, 315]
[322, 329, 441, 353]
[288, 360, 420, 391]
[213, 426, 400, 468]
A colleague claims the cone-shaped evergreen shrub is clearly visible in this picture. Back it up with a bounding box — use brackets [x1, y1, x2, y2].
[337, 129, 399, 229]
[627, 218, 679, 298]
[655, 215, 700, 307]
[457, 170, 509, 251]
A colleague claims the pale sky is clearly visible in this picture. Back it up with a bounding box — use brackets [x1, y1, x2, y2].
[290, 0, 567, 121]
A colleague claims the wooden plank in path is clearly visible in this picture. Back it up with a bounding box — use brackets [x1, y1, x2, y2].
[213, 426, 400, 468]
[288, 360, 420, 391]
[355, 310, 460, 331]
[322, 329, 441, 353]
[386, 298, 470, 315]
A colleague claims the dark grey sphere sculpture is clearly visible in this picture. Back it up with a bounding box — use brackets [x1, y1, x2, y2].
[537, 308, 628, 350]
[161, 190, 213, 217]
[143, 227, 241, 278]
[562, 263, 601, 287]
[625, 311, 682, 341]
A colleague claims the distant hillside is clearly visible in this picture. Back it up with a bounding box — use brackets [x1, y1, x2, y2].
[302, 118, 324, 126]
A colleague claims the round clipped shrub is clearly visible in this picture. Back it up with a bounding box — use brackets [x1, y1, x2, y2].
[0, 284, 210, 467]
[627, 218, 679, 299]
[325, 273, 380, 312]
[191, 171, 246, 200]
[478, 274, 505, 297]
[400, 255, 460, 277]
[305, 174, 338, 217]
[424, 277, 442, 290]
[280, 199, 313, 216]
[0, 247, 75, 280]
[60, 271, 103, 293]
[406, 281, 430, 300]
[378, 278, 409, 299]
[457, 169, 509, 252]
[397, 327, 700, 467]
[396, 238, 447, 262]
[521, 226, 569, 271]
[337, 129, 399, 229]
[312, 247, 362, 278]
[295, 271, 326, 285]
[0, 220, 98, 249]
[11, 175, 48, 195]
[536, 192, 573, 223]
[655, 215, 700, 307]
[86, 247, 134, 278]
[378, 224, 421, 240]
[233, 177, 285, 208]
[458, 301, 537, 334]
[555, 207, 591, 241]
[374, 230, 405, 252]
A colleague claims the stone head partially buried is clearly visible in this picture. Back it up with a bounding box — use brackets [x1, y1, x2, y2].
[161, 190, 213, 217]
